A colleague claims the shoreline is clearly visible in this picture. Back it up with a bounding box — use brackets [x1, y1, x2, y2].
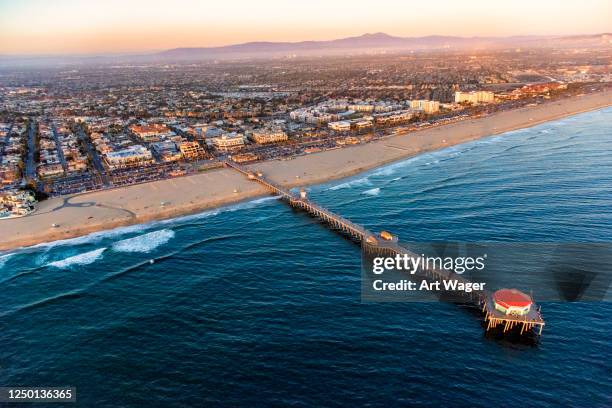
[1, 90, 610, 252]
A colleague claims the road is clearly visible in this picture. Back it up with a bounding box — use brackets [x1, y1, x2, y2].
[24, 120, 38, 184]
[76, 126, 110, 187]
[51, 125, 68, 171]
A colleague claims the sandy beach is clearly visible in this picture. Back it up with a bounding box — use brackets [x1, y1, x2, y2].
[1, 90, 610, 251]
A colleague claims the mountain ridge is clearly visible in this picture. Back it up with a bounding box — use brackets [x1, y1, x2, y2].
[0, 32, 609, 66]
[157, 32, 611, 59]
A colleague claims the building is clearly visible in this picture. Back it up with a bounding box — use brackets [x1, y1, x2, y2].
[212, 133, 245, 150]
[179, 141, 206, 160]
[191, 124, 211, 140]
[373, 110, 413, 126]
[348, 103, 375, 112]
[0, 189, 36, 217]
[493, 289, 532, 316]
[508, 82, 568, 99]
[347, 102, 399, 113]
[249, 128, 288, 144]
[289, 104, 340, 125]
[230, 152, 258, 163]
[129, 123, 173, 142]
[290, 109, 337, 125]
[410, 100, 440, 114]
[37, 164, 65, 179]
[352, 120, 373, 130]
[336, 136, 360, 146]
[104, 145, 154, 169]
[151, 141, 182, 162]
[205, 127, 225, 139]
[455, 91, 495, 104]
[0, 167, 20, 185]
[328, 121, 351, 132]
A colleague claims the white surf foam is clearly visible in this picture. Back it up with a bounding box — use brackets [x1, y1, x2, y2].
[325, 152, 431, 192]
[0, 253, 14, 268]
[157, 196, 280, 226]
[31, 222, 153, 251]
[21, 195, 282, 253]
[363, 188, 381, 196]
[112, 229, 175, 253]
[156, 208, 222, 226]
[228, 196, 279, 211]
[328, 177, 372, 191]
[48, 248, 106, 269]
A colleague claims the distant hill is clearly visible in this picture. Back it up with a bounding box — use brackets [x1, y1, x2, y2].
[155, 32, 612, 61]
[1, 32, 610, 67]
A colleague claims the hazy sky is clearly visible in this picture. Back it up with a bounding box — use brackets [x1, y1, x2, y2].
[0, 0, 610, 55]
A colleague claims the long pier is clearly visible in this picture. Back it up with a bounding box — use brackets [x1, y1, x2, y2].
[224, 160, 545, 337]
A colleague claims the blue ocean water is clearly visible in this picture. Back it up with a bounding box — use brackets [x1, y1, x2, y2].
[1, 108, 611, 407]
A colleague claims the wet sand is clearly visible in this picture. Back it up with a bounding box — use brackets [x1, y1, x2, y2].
[1, 90, 610, 251]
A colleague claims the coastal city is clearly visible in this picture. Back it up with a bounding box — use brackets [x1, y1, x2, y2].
[0, 47, 610, 218]
[2, 0, 612, 406]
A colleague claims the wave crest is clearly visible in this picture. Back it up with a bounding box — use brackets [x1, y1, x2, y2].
[0, 253, 14, 268]
[112, 229, 175, 253]
[329, 177, 372, 191]
[363, 187, 381, 196]
[48, 248, 106, 268]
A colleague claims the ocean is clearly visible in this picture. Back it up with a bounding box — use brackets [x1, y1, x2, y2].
[1, 108, 611, 407]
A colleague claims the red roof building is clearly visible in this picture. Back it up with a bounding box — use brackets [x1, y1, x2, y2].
[493, 289, 532, 316]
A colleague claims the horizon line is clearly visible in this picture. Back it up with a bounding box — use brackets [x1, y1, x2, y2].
[1, 31, 609, 59]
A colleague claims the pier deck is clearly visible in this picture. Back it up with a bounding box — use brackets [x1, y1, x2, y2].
[225, 160, 545, 336]
[483, 297, 545, 335]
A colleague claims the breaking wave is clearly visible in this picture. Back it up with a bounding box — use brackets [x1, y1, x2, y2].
[157, 196, 280, 226]
[112, 229, 175, 253]
[17, 196, 280, 254]
[48, 248, 106, 269]
[363, 188, 381, 196]
[0, 253, 14, 268]
[31, 223, 154, 251]
[328, 177, 372, 191]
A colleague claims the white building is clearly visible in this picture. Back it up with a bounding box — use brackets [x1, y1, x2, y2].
[348, 103, 375, 112]
[410, 100, 440, 114]
[290, 109, 337, 125]
[212, 133, 245, 150]
[455, 91, 495, 104]
[328, 121, 351, 132]
[373, 110, 414, 125]
[249, 128, 288, 144]
[352, 119, 373, 130]
[104, 145, 154, 169]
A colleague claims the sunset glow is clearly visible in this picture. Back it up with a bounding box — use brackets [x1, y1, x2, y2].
[0, 0, 610, 54]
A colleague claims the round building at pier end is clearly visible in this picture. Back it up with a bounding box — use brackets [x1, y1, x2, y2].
[493, 289, 533, 316]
